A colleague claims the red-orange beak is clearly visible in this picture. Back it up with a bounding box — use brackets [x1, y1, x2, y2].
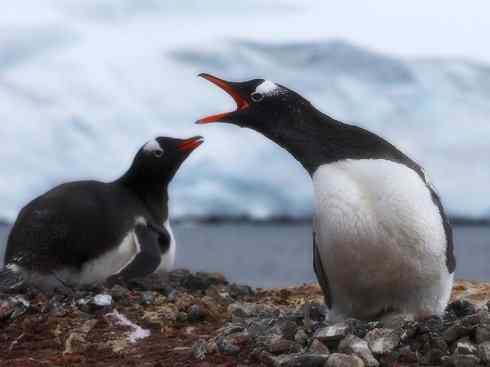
[177, 136, 204, 153]
[196, 73, 250, 124]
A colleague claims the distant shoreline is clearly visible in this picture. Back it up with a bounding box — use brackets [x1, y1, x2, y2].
[1, 215, 489, 227]
[175, 215, 490, 227]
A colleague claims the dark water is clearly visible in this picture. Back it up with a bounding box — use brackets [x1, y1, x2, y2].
[1, 223, 489, 288]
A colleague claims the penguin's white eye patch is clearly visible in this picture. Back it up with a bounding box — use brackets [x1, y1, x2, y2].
[254, 80, 281, 96]
[143, 139, 162, 153]
[153, 149, 164, 158]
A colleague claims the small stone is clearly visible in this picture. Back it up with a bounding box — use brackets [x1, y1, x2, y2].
[175, 311, 187, 322]
[444, 322, 474, 343]
[338, 334, 379, 367]
[398, 345, 418, 363]
[206, 286, 233, 305]
[380, 314, 414, 330]
[326, 353, 365, 367]
[218, 323, 245, 336]
[192, 339, 208, 361]
[346, 319, 379, 339]
[294, 328, 309, 346]
[461, 314, 481, 327]
[216, 336, 240, 355]
[64, 332, 88, 354]
[188, 304, 206, 322]
[140, 291, 156, 305]
[478, 309, 490, 324]
[248, 318, 276, 337]
[278, 320, 298, 340]
[454, 337, 477, 355]
[167, 289, 178, 302]
[110, 285, 129, 300]
[314, 322, 350, 343]
[266, 338, 299, 354]
[228, 283, 255, 298]
[46, 295, 69, 317]
[2, 296, 30, 319]
[204, 340, 217, 355]
[257, 350, 276, 366]
[451, 354, 481, 367]
[476, 325, 490, 344]
[416, 315, 445, 334]
[447, 299, 477, 318]
[478, 341, 490, 364]
[229, 302, 258, 319]
[0, 299, 15, 320]
[93, 294, 112, 307]
[80, 319, 98, 334]
[181, 271, 227, 291]
[365, 328, 400, 355]
[420, 335, 449, 365]
[306, 302, 328, 322]
[308, 339, 330, 354]
[273, 353, 330, 367]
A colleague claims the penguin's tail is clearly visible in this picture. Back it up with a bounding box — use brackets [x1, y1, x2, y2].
[0, 264, 25, 292]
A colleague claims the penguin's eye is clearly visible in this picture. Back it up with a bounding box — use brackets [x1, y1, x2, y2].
[251, 92, 264, 102]
[153, 149, 164, 158]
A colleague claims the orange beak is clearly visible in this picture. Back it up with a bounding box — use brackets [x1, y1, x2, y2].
[196, 73, 249, 124]
[177, 136, 204, 152]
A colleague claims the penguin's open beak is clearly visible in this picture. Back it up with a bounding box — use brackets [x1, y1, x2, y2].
[196, 73, 249, 124]
[177, 136, 204, 153]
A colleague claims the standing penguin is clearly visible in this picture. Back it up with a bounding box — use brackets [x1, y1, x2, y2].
[197, 74, 455, 321]
[1, 136, 203, 291]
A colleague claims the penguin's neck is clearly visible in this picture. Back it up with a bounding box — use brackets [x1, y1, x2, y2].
[117, 172, 169, 222]
[264, 107, 353, 175]
[266, 106, 420, 179]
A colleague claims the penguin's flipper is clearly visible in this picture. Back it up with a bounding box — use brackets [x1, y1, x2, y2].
[313, 231, 332, 308]
[111, 224, 162, 282]
[148, 222, 171, 253]
[0, 265, 25, 291]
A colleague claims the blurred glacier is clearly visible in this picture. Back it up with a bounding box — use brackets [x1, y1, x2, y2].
[0, 0, 489, 221]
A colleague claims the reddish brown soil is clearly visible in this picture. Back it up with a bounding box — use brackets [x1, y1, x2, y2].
[1, 281, 488, 367]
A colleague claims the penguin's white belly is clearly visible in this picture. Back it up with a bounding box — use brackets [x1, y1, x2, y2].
[155, 219, 176, 274]
[76, 231, 140, 285]
[312, 159, 453, 320]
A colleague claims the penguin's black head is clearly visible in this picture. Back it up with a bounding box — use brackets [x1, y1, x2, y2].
[196, 73, 348, 174]
[130, 136, 204, 184]
[196, 74, 312, 136]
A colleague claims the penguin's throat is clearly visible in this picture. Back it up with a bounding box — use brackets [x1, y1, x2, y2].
[272, 131, 323, 175]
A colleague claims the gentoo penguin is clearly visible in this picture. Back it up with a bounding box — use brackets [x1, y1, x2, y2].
[197, 74, 455, 321]
[1, 136, 204, 291]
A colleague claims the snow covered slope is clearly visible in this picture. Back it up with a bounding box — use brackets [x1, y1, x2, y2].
[0, 1, 489, 221]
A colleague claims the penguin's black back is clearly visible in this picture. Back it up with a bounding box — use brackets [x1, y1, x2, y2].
[5, 180, 165, 272]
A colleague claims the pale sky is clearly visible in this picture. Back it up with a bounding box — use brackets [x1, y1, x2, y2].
[277, 0, 489, 63]
[1, 1, 489, 63]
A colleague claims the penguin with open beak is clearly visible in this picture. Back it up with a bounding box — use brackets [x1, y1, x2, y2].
[197, 73, 455, 322]
[1, 136, 204, 292]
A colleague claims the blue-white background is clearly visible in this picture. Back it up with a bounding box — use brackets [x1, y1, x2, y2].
[1, 0, 489, 222]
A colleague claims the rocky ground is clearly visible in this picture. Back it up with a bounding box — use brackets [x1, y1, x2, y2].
[1, 272, 490, 367]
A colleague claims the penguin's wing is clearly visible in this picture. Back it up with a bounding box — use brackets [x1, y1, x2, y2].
[313, 229, 332, 308]
[428, 187, 456, 273]
[113, 223, 162, 281]
[147, 222, 171, 253]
